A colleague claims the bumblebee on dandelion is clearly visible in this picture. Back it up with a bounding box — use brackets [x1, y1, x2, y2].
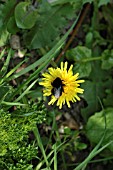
[39, 62, 85, 109]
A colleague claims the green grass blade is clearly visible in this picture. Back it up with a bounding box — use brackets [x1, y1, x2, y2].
[35, 140, 66, 170]
[0, 48, 5, 60]
[54, 144, 57, 170]
[74, 141, 113, 170]
[73, 129, 112, 170]
[1, 49, 13, 76]
[15, 79, 38, 102]
[33, 125, 51, 170]
[0, 58, 28, 84]
[1, 101, 27, 106]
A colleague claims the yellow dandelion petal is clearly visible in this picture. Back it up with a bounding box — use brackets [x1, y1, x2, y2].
[43, 89, 51, 96]
[76, 80, 85, 83]
[64, 62, 68, 71]
[42, 72, 50, 77]
[48, 96, 57, 105]
[75, 95, 80, 101]
[76, 88, 84, 93]
[68, 64, 73, 71]
[72, 97, 77, 102]
[73, 73, 79, 80]
[66, 98, 71, 108]
[48, 68, 55, 75]
[39, 62, 85, 109]
[61, 62, 64, 71]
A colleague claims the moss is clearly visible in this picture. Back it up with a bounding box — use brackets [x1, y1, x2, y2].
[0, 102, 46, 169]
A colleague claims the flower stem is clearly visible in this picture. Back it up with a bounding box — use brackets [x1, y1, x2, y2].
[82, 56, 103, 62]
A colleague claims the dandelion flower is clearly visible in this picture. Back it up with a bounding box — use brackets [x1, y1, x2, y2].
[39, 62, 85, 109]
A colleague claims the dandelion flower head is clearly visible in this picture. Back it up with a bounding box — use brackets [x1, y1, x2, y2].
[39, 62, 85, 109]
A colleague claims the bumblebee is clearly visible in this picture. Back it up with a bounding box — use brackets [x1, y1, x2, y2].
[51, 77, 64, 98]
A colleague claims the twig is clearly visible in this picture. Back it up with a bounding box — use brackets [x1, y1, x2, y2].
[55, 3, 91, 63]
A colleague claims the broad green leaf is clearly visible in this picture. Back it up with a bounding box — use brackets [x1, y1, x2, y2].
[85, 32, 93, 48]
[98, 0, 111, 7]
[101, 49, 113, 70]
[7, 16, 19, 34]
[1, 0, 16, 25]
[81, 80, 104, 120]
[66, 46, 92, 78]
[103, 89, 113, 107]
[86, 108, 113, 152]
[25, 2, 79, 49]
[15, 2, 38, 29]
[81, 62, 111, 120]
[0, 27, 9, 47]
[0, 0, 16, 46]
[89, 61, 109, 81]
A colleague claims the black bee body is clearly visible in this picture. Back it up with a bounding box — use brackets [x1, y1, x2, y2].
[51, 77, 64, 98]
